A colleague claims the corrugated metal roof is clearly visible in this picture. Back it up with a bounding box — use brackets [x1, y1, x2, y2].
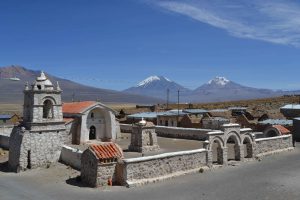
[183, 109, 208, 114]
[258, 119, 293, 125]
[280, 104, 300, 110]
[90, 143, 123, 162]
[0, 115, 12, 119]
[127, 112, 158, 119]
[157, 110, 186, 116]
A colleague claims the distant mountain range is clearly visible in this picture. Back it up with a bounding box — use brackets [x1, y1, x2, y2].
[0, 66, 163, 104]
[1, 66, 299, 104]
[124, 75, 300, 103]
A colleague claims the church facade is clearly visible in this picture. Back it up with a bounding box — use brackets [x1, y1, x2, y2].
[9, 72, 118, 172]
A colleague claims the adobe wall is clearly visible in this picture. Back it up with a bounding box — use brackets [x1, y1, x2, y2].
[255, 135, 293, 156]
[118, 149, 207, 187]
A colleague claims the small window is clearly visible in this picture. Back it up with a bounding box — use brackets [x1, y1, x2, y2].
[91, 112, 94, 118]
[37, 85, 41, 90]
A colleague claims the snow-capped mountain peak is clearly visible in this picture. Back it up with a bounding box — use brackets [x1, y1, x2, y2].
[208, 76, 230, 86]
[137, 75, 171, 87]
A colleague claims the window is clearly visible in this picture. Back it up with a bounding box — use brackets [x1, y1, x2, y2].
[91, 112, 94, 118]
[43, 100, 53, 119]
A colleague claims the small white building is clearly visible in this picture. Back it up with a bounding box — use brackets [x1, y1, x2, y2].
[63, 101, 119, 144]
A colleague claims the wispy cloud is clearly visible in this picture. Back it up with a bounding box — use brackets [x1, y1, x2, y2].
[151, 0, 300, 47]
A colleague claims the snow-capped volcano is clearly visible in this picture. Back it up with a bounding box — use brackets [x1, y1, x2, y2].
[137, 76, 171, 87]
[208, 76, 230, 86]
[124, 75, 190, 101]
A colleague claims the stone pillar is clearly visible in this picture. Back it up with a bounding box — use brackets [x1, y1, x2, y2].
[239, 145, 244, 162]
[204, 140, 212, 167]
[128, 120, 160, 153]
[233, 144, 241, 161]
[222, 147, 228, 166]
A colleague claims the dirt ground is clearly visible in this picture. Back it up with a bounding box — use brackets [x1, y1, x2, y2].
[69, 132, 204, 158]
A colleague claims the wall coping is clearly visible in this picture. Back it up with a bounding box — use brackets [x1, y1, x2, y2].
[155, 126, 215, 132]
[222, 123, 240, 127]
[62, 145, 83, 154]
[240, 128, 252, 132]
[206, 131, 223, 135]
[123, 149, 207, 163]
[255, 135, 291, 142]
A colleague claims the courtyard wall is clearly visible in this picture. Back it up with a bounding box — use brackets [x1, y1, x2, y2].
[255, 135, 293, 156]
[117, 149, 207, 187]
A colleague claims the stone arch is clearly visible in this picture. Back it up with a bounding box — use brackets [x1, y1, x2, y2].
[242, 135, 254, 158]
[43, 99, 54, 119]
[225, 133, 241, 161]
[210, 136, 225, 165]
[86, 106, 113, 141]
[89, 126, 96, 140]
[264, 126, 281, 137]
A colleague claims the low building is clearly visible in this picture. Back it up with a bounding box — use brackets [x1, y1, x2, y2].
[157, 110, 186, 127]
[293, 118, 300, 142]
[0, 114, 20, 125]
[62, 101, 118, 144]
[280, 104, 300, 119]
[126, 112, 157, 124]
[263, 125, 291, 137]
[228, 107, 247, 117]
[81, 143, 123, 187]
[202, 117, 230, 130]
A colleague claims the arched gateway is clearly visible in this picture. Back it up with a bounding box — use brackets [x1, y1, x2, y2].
[206, 124, 255, 166]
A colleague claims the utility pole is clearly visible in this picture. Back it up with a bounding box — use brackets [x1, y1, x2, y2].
[72, 92, 75, 102]
[166, 88, 170, 110]
[177, 89, 180, 127]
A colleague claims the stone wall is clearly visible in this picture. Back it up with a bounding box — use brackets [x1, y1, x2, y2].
[255, 135, 293, 156]
[59, 145, 83, 170]
[97, 164, 117, 186]
[155, 126, 212, 141]
[118, 149, 207, 187]
[9, 127, 66, 172]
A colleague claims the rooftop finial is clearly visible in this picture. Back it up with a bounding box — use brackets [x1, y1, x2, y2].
[25, 82, 29, 90]
[56, 81, 61, 91]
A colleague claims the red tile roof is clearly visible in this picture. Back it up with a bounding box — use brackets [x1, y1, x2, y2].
[90, 143, 123, 162]
[62, 101, 96, 114]
[273, 125, 291, 135]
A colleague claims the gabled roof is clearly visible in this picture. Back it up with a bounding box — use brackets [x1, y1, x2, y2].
[62, 101, 116, 115]
[273, 125, 290, 135]
[89, 143, 123, 161]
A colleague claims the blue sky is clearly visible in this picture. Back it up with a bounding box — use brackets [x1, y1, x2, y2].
[1, 0, 300, 91]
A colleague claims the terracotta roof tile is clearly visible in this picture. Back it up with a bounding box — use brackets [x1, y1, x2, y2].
[273, 125, 291, 135]
[90, 143, 123, 161]
[62, 101, 96, 114]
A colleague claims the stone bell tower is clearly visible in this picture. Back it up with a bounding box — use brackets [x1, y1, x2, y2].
[22, 71, 65, 132]
[9, 71, 67, 172]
